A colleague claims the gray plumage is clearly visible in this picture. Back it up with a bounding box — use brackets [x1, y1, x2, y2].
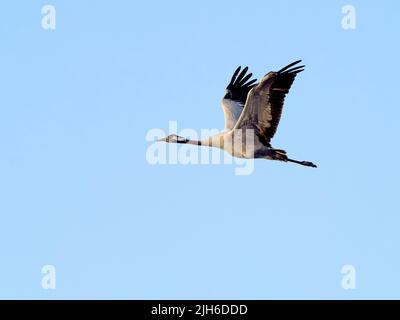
[159, 60, 317, 168]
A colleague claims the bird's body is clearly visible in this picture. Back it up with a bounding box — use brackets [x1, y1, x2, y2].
[199, 130, 269, 159]
[159, 60, 317, 168]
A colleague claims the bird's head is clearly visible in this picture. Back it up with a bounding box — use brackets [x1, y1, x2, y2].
[157, 134, 189, 144]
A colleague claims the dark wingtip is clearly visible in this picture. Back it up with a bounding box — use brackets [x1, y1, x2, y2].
[291, 68, 305, 74]
[245, 79, 258, 86]
[228, 66, 242, 86]
[233, 66, 251, 86]
[238, 73, 253, 86]
[278, 60, 303, 73]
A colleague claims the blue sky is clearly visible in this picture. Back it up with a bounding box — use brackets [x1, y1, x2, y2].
[1, 0, 399, 299]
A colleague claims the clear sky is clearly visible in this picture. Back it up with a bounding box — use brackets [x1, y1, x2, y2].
[1, 0, 399, 299]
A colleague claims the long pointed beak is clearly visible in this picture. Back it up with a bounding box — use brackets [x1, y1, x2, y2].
[157, 137, 167, 142]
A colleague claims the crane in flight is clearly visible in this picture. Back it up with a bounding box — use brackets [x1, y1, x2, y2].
[158, 60, 317, 168]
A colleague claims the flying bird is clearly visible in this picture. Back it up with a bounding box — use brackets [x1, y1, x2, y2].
[158, 60, 317, 168]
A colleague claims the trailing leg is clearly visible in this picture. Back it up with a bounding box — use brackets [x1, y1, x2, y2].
[287, 158, 317, 168]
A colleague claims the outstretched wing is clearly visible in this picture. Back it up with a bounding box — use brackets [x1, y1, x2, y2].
[221, 66, 257, 130]
[233, 60, 304, 146]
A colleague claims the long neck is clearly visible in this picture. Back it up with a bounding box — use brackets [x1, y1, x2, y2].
[199, 132, 227, 148]
[172, 139, 202, 146]
[170, 133, 227, 148]
[186, 140, 202, 146]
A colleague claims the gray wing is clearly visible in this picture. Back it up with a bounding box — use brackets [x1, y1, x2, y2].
[221, 66, 257, 130]
[233, 60, 305, 146]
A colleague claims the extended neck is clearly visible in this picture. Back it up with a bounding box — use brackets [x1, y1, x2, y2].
[163, 134, 227, 148]
[171, 137, 202, 145]
[184, 140, 202, 146]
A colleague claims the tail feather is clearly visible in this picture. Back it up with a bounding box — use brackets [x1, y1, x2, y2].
[272, 148, 288, 161]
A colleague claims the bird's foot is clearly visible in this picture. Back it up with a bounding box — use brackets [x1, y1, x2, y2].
[301, 161, 317, 168]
